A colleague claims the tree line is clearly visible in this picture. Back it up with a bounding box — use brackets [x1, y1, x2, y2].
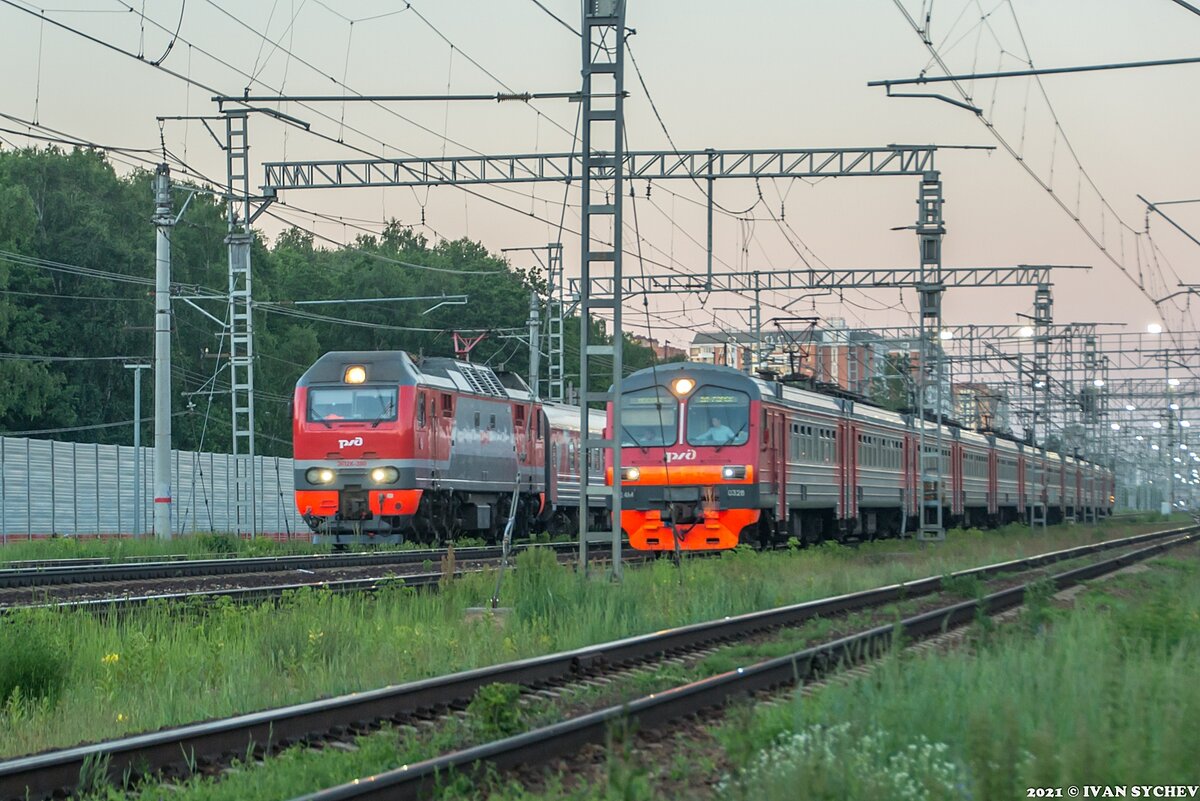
[0, 148, 663, 456]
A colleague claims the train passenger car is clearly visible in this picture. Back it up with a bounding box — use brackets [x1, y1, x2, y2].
[610, 361, 1115, 552]
[542, 402, 608, 536]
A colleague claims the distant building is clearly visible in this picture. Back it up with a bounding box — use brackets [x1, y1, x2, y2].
[953, 382, 1012, 433]
[629, 333, 687, 362]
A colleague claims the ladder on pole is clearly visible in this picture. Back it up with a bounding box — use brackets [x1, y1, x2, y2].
[577, 0, 627, 578]
[225, 111, 257, 537]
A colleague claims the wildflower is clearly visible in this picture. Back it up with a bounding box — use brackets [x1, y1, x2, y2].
[101, 652, 120, 665]
[116, 713, 127, 723]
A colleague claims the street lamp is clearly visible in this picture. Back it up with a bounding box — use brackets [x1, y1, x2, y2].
[1018, 326, 1034, 338]
[1148, 323, 1164, 335]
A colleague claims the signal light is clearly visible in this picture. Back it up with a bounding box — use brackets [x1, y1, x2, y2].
[722, 465, 748, 479]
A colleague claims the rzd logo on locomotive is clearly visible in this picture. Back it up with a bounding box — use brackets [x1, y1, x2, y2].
[665, 449, 697, 463]
[338, 436, 364, 449]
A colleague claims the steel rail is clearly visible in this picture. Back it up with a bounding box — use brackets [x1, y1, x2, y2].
[293, 530, 1200, 801]
[1, 549, 654, 616]
[0, 542, 582, 590]
[0, 525, 1188, 801]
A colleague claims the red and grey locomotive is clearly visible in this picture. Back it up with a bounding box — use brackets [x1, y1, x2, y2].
[292, 350, 604, 546]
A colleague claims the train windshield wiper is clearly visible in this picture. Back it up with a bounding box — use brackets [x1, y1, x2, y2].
[621, 425, 650, 454]
[714, 421, 748, 453]
[370, 401, 395, 428]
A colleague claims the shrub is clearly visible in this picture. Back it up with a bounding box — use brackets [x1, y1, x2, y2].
[467, 682, 525, 739]
[0, 611, 68, 705]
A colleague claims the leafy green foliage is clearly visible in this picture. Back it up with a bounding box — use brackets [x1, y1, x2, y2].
[466, 682, 526, 739]
[0, 147, 660, 453]
[0, 611, 68, 705]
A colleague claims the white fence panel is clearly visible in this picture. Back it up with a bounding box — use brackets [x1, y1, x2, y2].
[0, 436, 304, 539]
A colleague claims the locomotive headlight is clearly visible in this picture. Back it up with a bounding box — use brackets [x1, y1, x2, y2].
[344, 365, 366, 384]
[621, 467, 641, 481]
[671, 377, 695, 396]
[306, 467, 336, 485]
[370, 466, 400, 484]
[722, 465, 748, 479]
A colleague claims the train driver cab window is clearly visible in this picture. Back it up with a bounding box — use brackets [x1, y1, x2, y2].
[620, 387, 678, 447]
[417, 392, 426, 428]
[308, 387, 397, 423]
[441, 393, 453, 418]
[686, 386, 751, 447]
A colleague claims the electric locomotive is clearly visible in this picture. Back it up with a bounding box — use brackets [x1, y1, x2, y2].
[292, 350, 605, 546]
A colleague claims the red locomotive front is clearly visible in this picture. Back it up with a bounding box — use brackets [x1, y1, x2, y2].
[608, 363, 766, 551]
[293, 351, 423, 545]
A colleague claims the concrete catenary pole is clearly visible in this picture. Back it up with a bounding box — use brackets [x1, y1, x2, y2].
[152, 165, 174, 540]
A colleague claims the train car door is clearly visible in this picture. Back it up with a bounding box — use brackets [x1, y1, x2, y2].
[987, 442, 998, 515]
[837, 416, 858, 522]
[776, 411, 787, 521]
[415, 390, 430, 458]
[435, 392, 454, 464]
[951, 441, 964, 517]
[1017, 452, 1027, 510]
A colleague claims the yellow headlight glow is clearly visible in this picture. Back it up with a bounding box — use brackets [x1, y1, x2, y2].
[671, 377, 695, 396]
[344, 365, 367, 384]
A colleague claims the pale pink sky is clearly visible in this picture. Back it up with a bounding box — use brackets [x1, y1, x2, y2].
[1, 0, 1197, 348]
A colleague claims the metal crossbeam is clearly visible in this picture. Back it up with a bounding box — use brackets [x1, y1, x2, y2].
[261, 145, 944, 193]
[566, 265, 1085, 298]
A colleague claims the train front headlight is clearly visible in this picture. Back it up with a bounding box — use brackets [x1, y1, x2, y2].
[306, 467, 336, 485]
[671, 377, 695, 396]
[370, 466, 400, 484]
[722, 465, 748, 480]
[621, 467, 641, 482]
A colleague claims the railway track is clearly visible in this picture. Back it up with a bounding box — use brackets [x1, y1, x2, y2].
[0, 544, 649, 613]
[290, 527, 1199, 801]
[1, 524, 1192, 801]
[0, 542, 579, 590]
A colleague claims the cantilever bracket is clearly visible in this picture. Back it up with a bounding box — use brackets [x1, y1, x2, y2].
[884, 84, 983, 115]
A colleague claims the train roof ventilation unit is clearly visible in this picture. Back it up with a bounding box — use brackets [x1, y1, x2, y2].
[457, 363, 509, 398]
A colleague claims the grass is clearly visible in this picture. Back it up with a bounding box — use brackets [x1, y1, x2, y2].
[0, 533, 324, 566]
[713, 547, 1200, 801]
[0, 516, 1180, 761]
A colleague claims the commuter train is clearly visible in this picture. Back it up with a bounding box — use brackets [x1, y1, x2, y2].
[292, 351, 605, 546]
[611, 362, 1115, 551]
[292, 353, 1113, 549]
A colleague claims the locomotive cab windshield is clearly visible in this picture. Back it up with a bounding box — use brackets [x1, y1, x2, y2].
[620, 387, 678, 447]
[307, 386, 398, 423]
[686, 386, 750, 447]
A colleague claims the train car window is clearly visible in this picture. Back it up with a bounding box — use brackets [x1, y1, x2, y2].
[474, 412, 481, 428]
[514, 405, 526, 428]
[489, 414, 497, 430]
[308, 387, 398, 423]
[621, 386, 678, 447]
[685, 386, 751, 447]
[441, 393, 453, 418]
[417, 392, 426, 428]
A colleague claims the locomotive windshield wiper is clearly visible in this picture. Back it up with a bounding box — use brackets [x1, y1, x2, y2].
[714, 421, 748, 453]
[621, 425, 649, 454]
[370, 400, 395, 428]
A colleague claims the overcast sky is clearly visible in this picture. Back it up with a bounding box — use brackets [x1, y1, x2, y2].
[1, 0, 1197, 351]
